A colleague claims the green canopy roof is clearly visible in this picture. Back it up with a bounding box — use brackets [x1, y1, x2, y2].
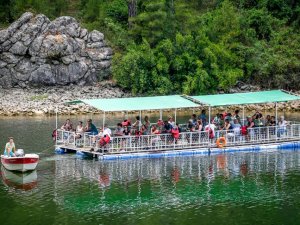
[191, 90, 300, 106]
[68, 90, 299, 111]
[70, 95, 199, 112]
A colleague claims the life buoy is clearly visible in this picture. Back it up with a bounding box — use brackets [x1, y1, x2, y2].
[216, 137, 226, 148]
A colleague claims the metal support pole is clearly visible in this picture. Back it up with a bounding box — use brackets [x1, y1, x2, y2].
[174, 109, 177, 124]
[55, 105, 58, 146]
[208, 106, 211, 148]
[139, 110, 142, 130]
[275, 102, 278, 139]
[103, 111, 106, 130]
[275, 102, 278, 124]
[160, 110, 162, 120]
[55, 105, 58, 130]
[208, 106, 211, 125]
[242, 106, 245, 126]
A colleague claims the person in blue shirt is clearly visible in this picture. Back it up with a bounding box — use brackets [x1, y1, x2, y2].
[198, 110, 207, 126]
[84, 119, 98, 135]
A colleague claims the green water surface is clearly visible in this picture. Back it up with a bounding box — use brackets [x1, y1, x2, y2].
[0, 115, 300, 225]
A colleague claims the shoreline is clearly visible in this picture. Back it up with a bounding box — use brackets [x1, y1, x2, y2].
[0, 84, 299, 117]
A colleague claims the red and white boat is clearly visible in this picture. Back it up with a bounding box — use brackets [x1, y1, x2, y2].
[1, 154, 39, 172]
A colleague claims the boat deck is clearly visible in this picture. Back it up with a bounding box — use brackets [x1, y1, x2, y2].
[56, 137, 300, 160]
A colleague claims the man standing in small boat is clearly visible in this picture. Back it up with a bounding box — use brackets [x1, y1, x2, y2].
[4, 137, 16, 157]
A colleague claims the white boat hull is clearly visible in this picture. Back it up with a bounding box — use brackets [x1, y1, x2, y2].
[1, 154, 39, 172]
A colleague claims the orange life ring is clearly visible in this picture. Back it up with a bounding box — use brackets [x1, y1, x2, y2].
[216, 137, 226, 148]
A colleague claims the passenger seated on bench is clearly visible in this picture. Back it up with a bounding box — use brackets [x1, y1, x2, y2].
[270, 116, 276, 126]
[114, 123, 124, 136]
[123, 126, 131, 136]
[222, 119, 232, 131]
[265, 115, 271, 126]
[84, 119, 98, 135]
[61, 119, 73, 131]
[140, 124, 148, 135]
[75, 121, 84, 139]
[151, 125, 160, 134]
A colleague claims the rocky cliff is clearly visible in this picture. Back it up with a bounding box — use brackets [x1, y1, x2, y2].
[0, 12, 113, 88]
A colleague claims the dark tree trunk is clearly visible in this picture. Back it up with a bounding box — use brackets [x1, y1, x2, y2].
[128, 0, 137, 28]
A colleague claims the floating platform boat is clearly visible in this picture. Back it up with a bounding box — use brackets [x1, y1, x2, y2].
[55, 90, 300, 160]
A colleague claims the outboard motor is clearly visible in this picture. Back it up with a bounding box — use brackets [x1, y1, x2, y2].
[16, 149, 24, 157]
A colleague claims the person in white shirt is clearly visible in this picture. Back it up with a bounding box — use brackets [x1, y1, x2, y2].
[103, 124, 112, 137]
[205, 123, 216, 139]
[278, 116, 287, 137]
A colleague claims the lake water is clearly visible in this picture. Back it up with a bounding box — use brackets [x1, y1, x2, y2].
[0, 113, 300, 225]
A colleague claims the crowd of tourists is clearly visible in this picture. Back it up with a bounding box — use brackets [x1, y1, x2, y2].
[58, 109, 288, 147]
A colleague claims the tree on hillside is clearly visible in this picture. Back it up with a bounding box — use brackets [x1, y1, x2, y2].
[128, 0, 137, 28]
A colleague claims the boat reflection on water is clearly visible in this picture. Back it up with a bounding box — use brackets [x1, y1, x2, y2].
[53, 151, 300, 214]
[0, 166, 37, 191]
[54, 151, 300, 187]
[99, 172, 110, 188]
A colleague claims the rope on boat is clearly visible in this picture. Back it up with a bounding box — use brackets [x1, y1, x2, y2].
[38, 144, 55, 155]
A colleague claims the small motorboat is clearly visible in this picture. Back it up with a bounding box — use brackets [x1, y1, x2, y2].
[1, 166, 37, 190]
[1, 150, 39, 172]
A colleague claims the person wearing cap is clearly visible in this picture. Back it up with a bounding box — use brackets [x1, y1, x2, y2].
[4, 137, 16, 157]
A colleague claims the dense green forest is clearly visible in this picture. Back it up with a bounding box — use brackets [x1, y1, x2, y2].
[0, 0, 299, 95]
